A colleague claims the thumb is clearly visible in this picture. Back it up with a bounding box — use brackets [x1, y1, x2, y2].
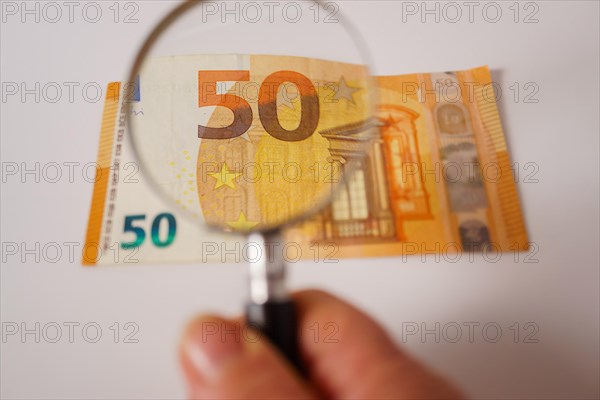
[179, 315, 317, 400]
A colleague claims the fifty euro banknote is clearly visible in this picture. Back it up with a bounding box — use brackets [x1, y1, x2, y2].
[83, 55, 528, 265]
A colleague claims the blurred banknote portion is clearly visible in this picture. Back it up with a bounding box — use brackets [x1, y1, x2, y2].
[83, 55, 528, 266]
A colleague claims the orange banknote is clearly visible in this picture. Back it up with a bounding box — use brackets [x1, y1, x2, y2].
[84, 57, 527, 265]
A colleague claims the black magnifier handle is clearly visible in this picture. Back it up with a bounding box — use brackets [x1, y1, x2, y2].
[246, 299, 303, 372]
[245, 232, 304, 374]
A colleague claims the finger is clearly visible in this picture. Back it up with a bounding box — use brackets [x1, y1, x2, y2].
[179, 315, 317, 400]
[294, 290, 464, 399]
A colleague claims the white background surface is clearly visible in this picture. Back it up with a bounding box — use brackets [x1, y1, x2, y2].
[1, 1, 599, 399]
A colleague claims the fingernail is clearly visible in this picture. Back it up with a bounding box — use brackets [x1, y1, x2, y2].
[183, 317, 243, 380]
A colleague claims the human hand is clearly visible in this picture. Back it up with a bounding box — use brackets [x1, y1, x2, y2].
[180, 290, 465, 399]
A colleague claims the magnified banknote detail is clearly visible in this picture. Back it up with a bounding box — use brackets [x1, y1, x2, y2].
[83, 57, 528, 265]
[129, 55, 373, 233]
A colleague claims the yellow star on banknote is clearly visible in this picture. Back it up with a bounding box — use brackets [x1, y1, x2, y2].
[228, 124, 256, 143]
[209, 163, 241, 190]
[333, 76, 361, 105]
[226, 212, 259, 231]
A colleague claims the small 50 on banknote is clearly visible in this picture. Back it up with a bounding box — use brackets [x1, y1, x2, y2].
[83, 55, 528, 265]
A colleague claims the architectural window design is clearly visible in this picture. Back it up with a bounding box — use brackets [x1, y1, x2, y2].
[333, 168, 368, 221]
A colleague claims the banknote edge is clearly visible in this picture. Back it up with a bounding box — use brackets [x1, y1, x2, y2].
[81, 82, 121, 266]
[473, 66, 529, 250]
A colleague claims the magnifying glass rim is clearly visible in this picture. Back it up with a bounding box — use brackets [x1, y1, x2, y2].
[125, 0, 378, 236]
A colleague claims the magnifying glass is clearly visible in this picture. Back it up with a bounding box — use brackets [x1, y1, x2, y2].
[126, 0, 377, 372]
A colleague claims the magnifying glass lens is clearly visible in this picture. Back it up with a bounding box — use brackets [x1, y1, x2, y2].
[128, 1, 376, 233]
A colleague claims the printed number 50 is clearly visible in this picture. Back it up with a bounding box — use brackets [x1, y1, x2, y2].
[121, 213, 177, 250]
[198, 70, 319, 142]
